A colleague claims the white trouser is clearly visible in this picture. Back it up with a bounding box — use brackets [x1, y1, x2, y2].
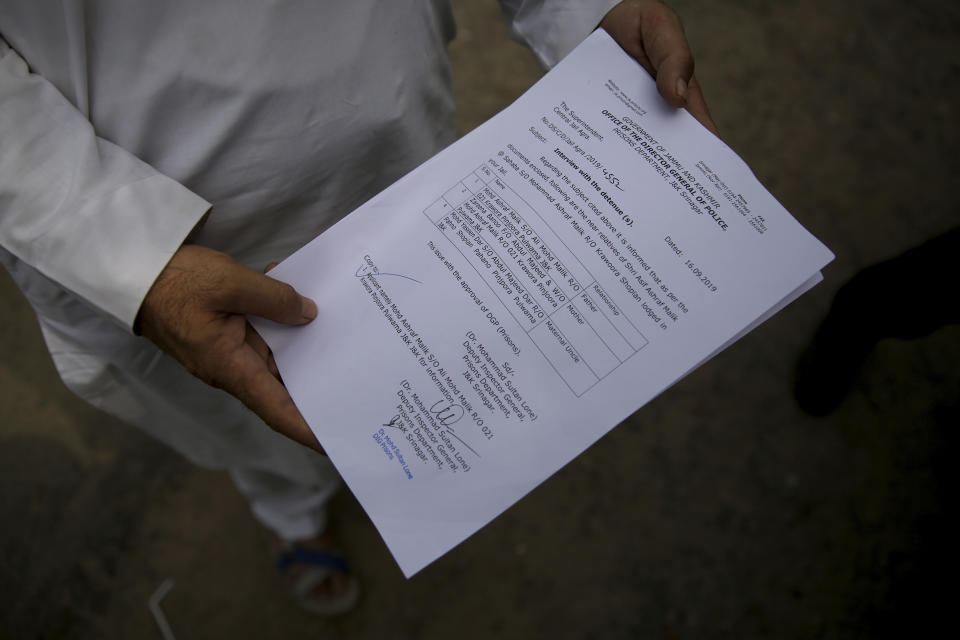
[37, 320, 345, 541]
[229, 464, 342, 541]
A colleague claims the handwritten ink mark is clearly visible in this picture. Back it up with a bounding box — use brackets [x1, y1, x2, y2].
[429, 400, 464, 427]
[382, 414, 406, 432]
[429, 400, 480, 457]
[446, 430, 480, 458]
[355, 264, 423, 284]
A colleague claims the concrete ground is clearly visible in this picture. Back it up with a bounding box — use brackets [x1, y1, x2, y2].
[2, 1, 958, 638]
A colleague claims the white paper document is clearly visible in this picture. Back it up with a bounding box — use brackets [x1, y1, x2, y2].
[254, 30, 834, 577]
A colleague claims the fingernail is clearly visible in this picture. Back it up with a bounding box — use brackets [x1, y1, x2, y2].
[301, 297, 318, 320]
[675, 77, 688, 103]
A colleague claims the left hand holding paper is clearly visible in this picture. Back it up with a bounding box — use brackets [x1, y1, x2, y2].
[138, 244, 323, 452]
[600, 0, 719, 135]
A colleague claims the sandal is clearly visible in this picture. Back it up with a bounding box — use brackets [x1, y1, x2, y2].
[275, 542, 361, 616]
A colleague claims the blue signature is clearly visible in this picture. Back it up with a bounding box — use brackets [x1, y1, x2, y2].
[354, 264, 423, 284]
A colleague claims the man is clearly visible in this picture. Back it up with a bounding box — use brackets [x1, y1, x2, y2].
[1, 0, 715, 615]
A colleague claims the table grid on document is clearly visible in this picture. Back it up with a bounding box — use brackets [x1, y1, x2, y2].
[424, 164, 648, 396]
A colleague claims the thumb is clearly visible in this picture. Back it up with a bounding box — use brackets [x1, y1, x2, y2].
[638, 3, 695, 108]
[222, 263, 318, 325]
[655, 53, 693, 108]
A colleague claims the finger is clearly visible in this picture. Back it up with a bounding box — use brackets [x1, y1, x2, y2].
[220, 345, 325, 453]
[220, 262, 318, 325]
[245, 322, 281, 379]
[640, 7, 695, 107]
[600, 4, 653, 74]
[685, 76, 720, 136]
[264, 262, 279, 274]
[268, 352, 281, 382]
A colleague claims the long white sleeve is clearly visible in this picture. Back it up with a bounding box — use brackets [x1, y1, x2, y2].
[499, 0, 620, 68]
[0, 37, 210, 330]
[0, 0, 614, 332]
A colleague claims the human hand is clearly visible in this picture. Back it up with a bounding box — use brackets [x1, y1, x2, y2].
[137, 244, 323, 452]
[600, 0, 718, 135]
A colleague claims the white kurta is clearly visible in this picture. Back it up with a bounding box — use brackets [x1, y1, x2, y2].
[0, 0, 617, 482]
